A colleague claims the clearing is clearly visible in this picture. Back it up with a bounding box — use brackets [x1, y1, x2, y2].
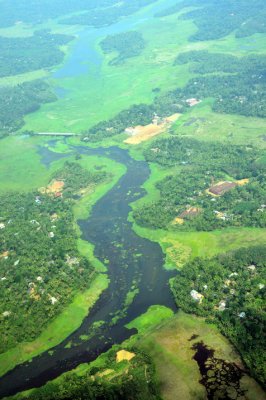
[124, 113, 181, 145]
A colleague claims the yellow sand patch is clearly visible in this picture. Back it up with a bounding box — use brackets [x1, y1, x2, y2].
[124, 113, 181, 145]
[116, 350, 135, 363]
[172, 217, 184, 225]
[39, 180, 64, 195]
[237, 178, 249, 186]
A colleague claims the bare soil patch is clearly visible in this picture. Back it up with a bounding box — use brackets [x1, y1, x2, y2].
[124, 113, 181, 145]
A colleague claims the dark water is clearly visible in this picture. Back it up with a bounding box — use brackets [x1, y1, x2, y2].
[191, 341, 246, 400]
[0, 146, 176, 398]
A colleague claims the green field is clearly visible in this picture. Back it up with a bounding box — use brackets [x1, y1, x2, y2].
[171, 102, 266, 148]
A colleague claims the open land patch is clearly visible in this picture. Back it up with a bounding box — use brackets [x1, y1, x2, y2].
[124, 113, 181, 144]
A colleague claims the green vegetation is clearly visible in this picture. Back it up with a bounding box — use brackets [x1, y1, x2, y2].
[100, 31, 145, 66]
[156, 0, 266, 40]
[0, 145, 127, 377]
[172, 246, 266, 385]
[170, 102, 266, 149]
[0, 161, 108, 352]
[133, 137, 266, 231]
[61, 0, 157, 27]
[0, 31, 73, 77]
[126, 305, 174, 335]
[0, 273, 108, 378]
[0, 0, 134, 28]
[134, 311, 266, 400]
[0, 80, 55, 137]
[21, 10, 195, 134]
[82, 47, 266, 141]
[9, 346, 161, 400]
[175, 50, 266, 75]
[52, 161, 108, 197]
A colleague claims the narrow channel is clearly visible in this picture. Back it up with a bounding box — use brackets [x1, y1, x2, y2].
[0, 146, 177, 398]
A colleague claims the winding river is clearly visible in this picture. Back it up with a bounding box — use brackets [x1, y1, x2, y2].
[0, 145, 177, 398]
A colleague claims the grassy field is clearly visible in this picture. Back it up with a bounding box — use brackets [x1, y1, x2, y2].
[133, 225, 266, 270]
[0, 136, 62, 192]
[132, 311, 266, 400]
[171, 101, 266, 148]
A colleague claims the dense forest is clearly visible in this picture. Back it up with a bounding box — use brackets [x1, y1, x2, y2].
[156, 0, 266, 40]
[0, 162, 108, 351]
[11, 347, 161, 400]
[171, 246, 266, 385]
[0, 30, 73, 77]
[0, 80, 55, 137]
[100, 31, 145, 66]
[133, 137, 266, 231]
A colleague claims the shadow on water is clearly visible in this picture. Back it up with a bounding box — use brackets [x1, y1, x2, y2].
[0, 145, 177, 398]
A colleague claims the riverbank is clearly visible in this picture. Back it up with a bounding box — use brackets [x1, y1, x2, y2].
[0, 141, 127, 378]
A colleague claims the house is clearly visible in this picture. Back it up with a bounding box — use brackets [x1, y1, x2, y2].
[209, 181, 236, 196]
[49, 296, 58, 305]
[35, 196, 42, 204]
[214, 210, 228, 220]
[218, 300, 226, 311]
[247, 265, 256, 272]
[50, 213, 58, 222]
[125, 127, 136, 136]
[2, 311, 11, 317]
[190, 290, 204, 304]
[179, 207, 201, 219]
[186, 98, 201, 107]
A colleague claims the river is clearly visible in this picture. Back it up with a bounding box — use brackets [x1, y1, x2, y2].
[0, 145, 177, 398]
